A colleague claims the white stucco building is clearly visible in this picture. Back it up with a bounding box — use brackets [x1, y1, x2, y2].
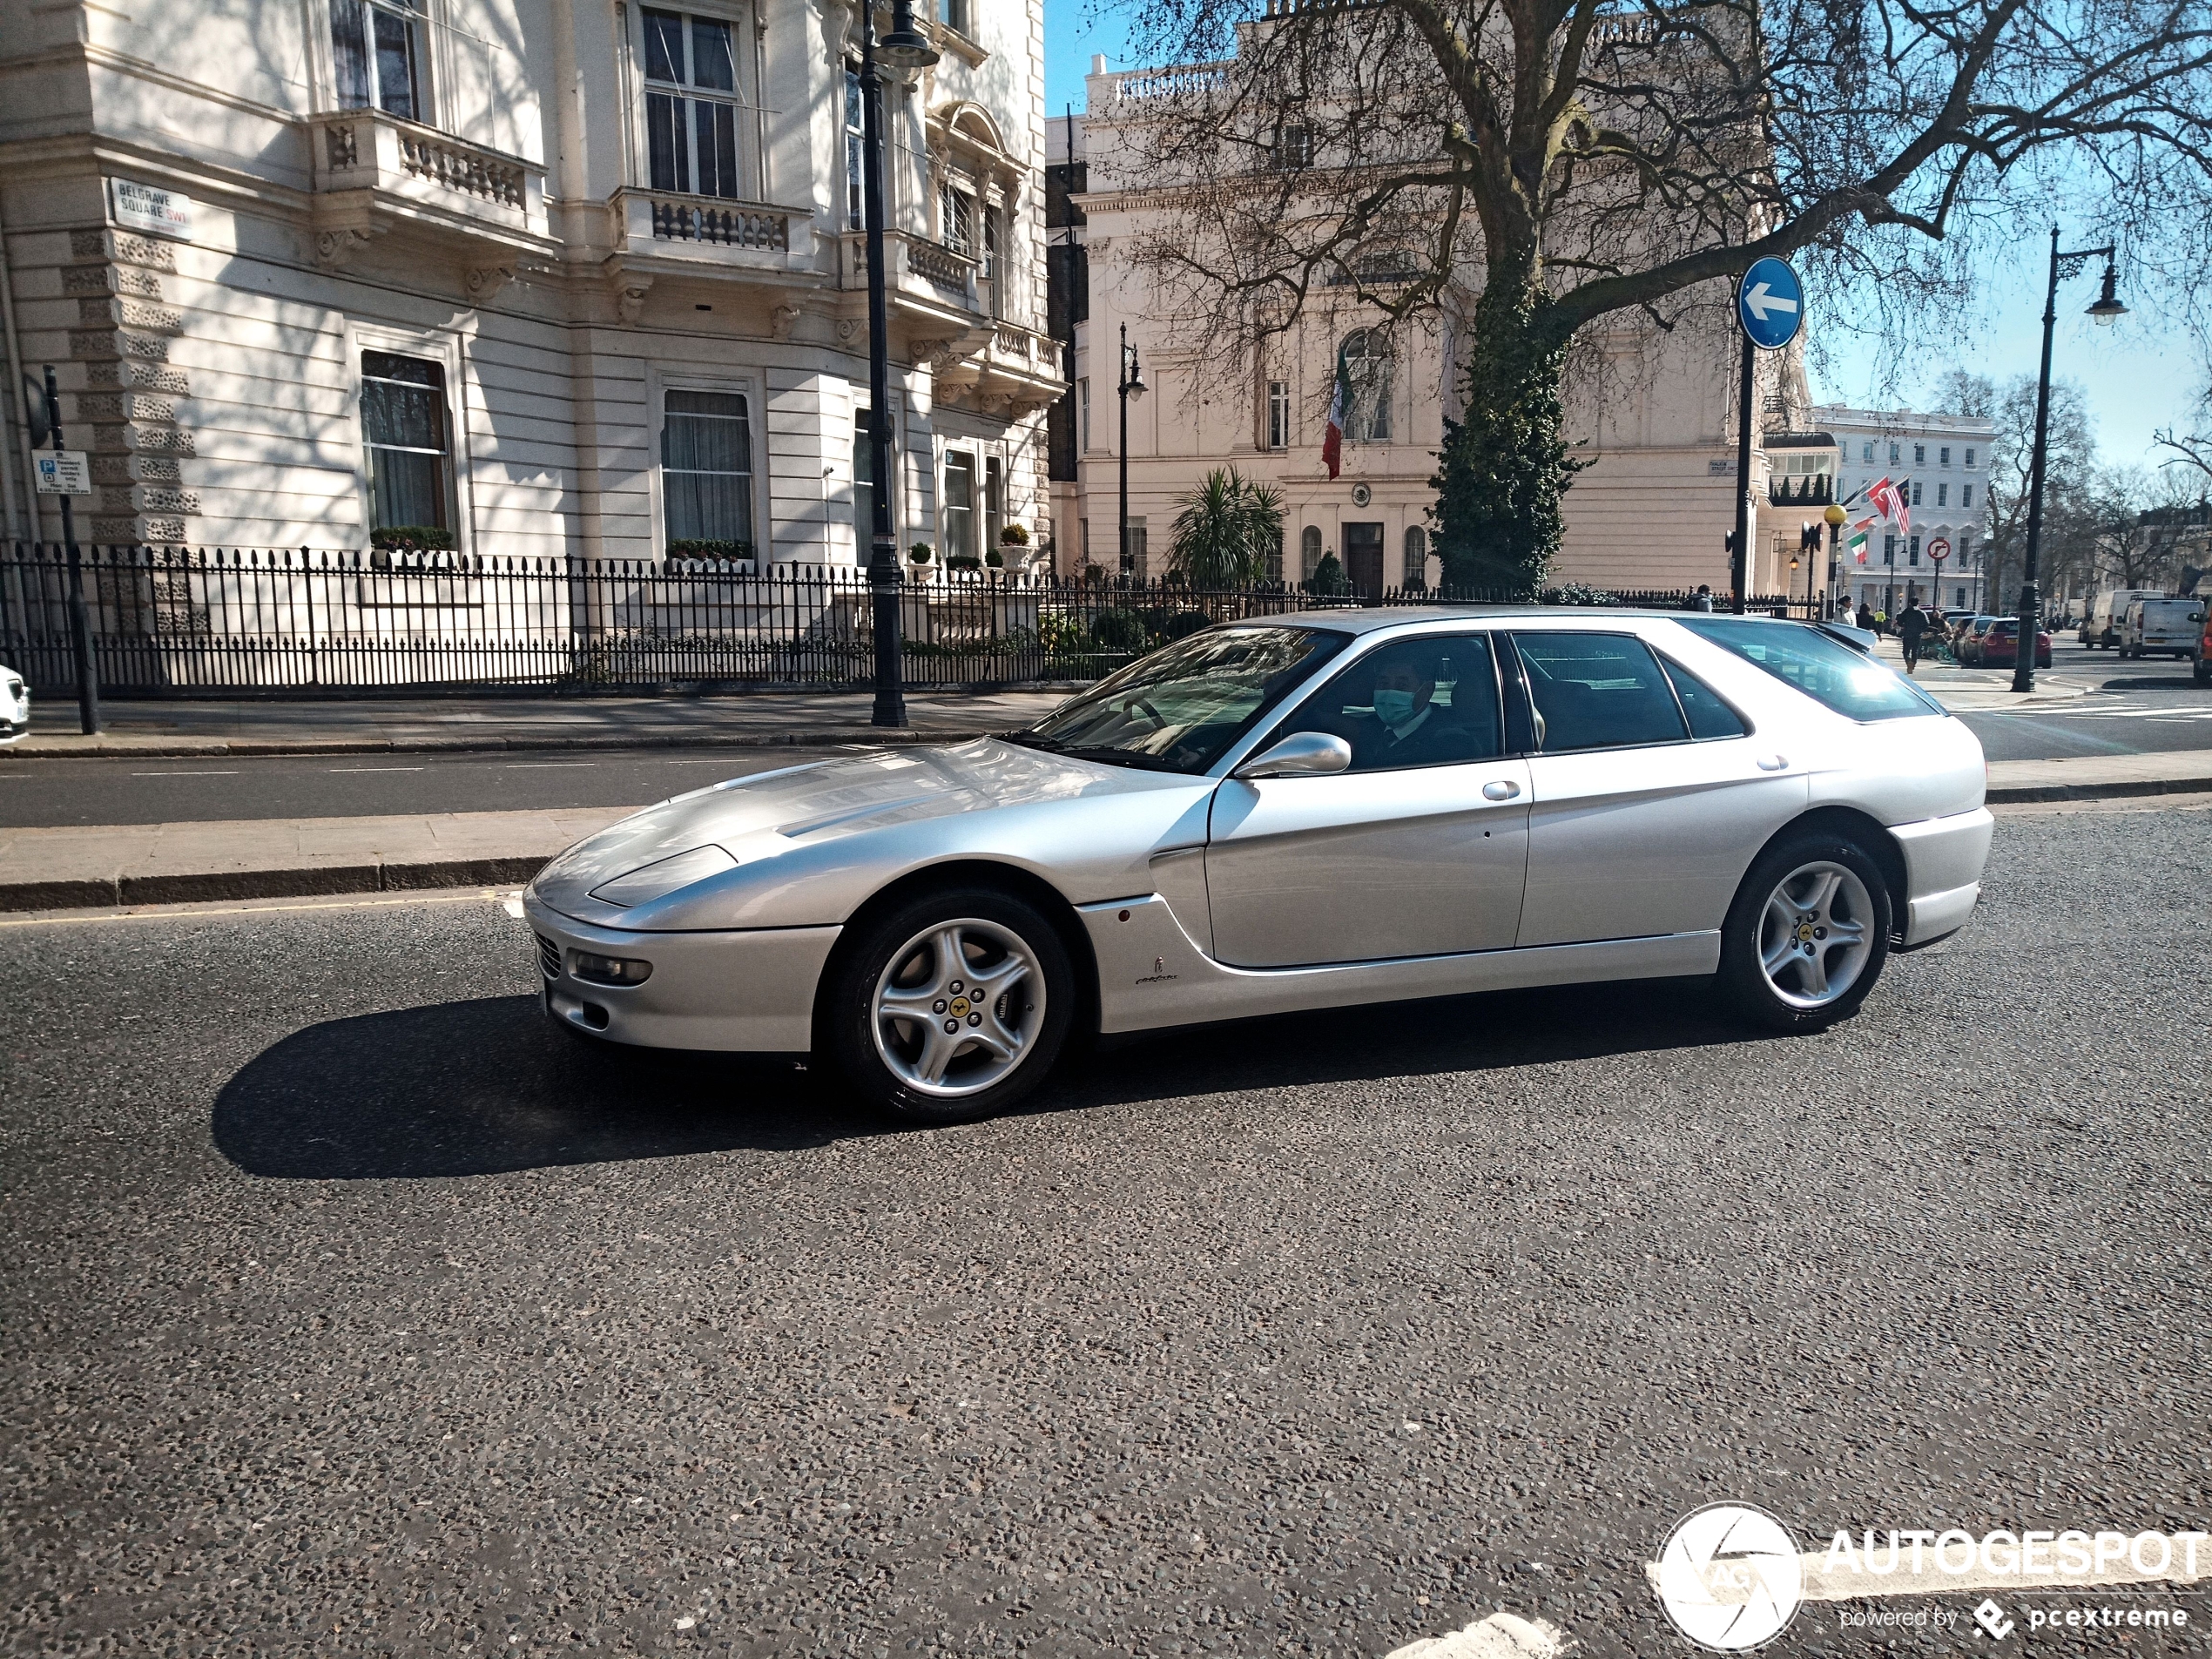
[0, 0, 1062, 564]
[1812, 404, 1996, 616]
[1057, 61, 1811, 597]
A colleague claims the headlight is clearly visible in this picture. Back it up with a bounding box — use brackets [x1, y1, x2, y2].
[587, 843, 738, 907]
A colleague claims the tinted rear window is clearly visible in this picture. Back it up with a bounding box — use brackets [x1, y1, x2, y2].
[1675, 617, 1944, 723]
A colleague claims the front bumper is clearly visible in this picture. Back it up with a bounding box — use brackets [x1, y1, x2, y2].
[1892, 806, 1994, 948]
[523, 893, 840, 1052]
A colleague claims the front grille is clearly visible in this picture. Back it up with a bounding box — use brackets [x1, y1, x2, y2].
[535, 933, 562, 980]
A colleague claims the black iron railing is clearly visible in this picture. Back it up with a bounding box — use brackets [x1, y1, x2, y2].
[0, 543, 1821, 698]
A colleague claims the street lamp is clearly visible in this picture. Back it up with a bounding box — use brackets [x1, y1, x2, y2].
[2013, 228, 2125, 692]
[860, 0, 938, 728]
[1116, 322, 1144, 576]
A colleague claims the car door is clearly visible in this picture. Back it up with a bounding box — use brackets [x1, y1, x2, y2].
[1508, 628, 1809, 948]
[1204, 631, 1531, 968]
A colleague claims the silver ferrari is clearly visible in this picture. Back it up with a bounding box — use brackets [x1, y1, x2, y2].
[523, 608, 1991, 1121]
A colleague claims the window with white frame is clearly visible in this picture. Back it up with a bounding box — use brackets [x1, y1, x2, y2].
[985, 455, 1005, 548]
[943, 451, 977, 561]
[1961, 483, 1973, 508]
[662, 389, 756, 552]
[1077, 379, 1090, 450]
[1965, 447, 1977, 467]
[361, 350, 452, 532]
[1300, 524, 1323, 580]
[938, 0, 972, 34]
[941, 184, 974, 254]
[1404, 525, 1428, 588]
[982, 205, 1001, 279]
[1267, 380, 1291, 449]
[1340, 329, 1393, 442]
[1862, 441, 1874, 462]
[844, 67, 865, 229]
[643, 8, 743, 199]
[333, 0, 425, 121]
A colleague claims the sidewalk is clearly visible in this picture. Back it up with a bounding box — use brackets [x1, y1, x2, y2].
[0, 689, 1074, 760]
[5, 751, 2209, 914]
[1865, 635, 2094, 710]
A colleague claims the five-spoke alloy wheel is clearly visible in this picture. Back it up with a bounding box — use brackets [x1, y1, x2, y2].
[1720, 831, 1892, 1032]
[825, 886, 1076, 1122]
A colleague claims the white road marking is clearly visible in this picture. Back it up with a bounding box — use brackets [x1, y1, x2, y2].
[507, 762, 596, 768]
[131, 770, 239, 777]
[1384, 1612, 1567, 1657]
[328, 765, 426, 772]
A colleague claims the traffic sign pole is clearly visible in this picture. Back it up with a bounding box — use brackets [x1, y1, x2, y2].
[43, 366, 100, 736]
[1729, 258, 1806, 617]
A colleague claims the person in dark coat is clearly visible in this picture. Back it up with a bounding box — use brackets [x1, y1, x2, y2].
[1896, 601, 1931, 672]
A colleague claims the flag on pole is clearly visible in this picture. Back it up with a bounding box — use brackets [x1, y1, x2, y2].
[1868, 475, 1910, 538]
[1323, 344, 1352, 480]
[1848, 514, 1877, 562]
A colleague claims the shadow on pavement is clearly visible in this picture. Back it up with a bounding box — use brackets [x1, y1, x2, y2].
[212, 994, 871, 1179]
[215, 977, 1760, 1180]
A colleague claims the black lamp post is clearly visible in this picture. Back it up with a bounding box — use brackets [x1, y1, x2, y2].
[2014, 228, 2125, 692]
[1116, 322, 1144, 576]
[860, 0, 937, 727]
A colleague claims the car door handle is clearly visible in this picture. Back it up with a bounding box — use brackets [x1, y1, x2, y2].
[1482, 779, 1521, 800]
[1756, 754, 1790, 772]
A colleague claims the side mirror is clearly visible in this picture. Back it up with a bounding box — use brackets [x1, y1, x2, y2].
[1232, 731, 1352, 780]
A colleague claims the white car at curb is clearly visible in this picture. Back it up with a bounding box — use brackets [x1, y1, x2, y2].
[0, 663, 27, 745]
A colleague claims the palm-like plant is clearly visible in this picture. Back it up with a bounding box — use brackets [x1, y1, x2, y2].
[1169, 468, 1285, 588]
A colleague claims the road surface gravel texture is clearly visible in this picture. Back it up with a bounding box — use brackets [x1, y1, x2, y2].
[1, 807, 2207, 1658]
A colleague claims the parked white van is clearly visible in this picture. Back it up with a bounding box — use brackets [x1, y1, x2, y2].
[2084, 588, 2168, 649]
[2121, 597, 2208, 660]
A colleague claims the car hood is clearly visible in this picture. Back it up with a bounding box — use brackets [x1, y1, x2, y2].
[528, 738, 1210, 929]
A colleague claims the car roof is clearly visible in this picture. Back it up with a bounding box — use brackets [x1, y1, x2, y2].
[1224, 604, 1807, 636]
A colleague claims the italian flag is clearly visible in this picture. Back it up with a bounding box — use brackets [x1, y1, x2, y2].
[1323, 343, 1351, 479]
[1847, 514, 1877, 563]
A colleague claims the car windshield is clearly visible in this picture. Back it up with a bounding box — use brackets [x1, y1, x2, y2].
[1010, 624, 1349, 774]
[1676, 617, 1945, 723]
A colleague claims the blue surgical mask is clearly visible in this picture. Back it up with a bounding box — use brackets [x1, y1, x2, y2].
[1372, 688, 1417, 726]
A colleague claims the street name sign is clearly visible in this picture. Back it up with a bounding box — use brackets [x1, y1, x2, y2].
[110, 179, 193, 240]
[1737, 257, 1804, 350]
[33, 451, 91, 496]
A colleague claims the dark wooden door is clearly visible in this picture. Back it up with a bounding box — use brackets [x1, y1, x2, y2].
[1344, 522, 1384, 597]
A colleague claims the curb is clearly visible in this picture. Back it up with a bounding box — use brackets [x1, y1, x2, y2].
[0, 854, 553, 914]
[0, 728, 1004, 761]
[1985, 776, 2212, 805]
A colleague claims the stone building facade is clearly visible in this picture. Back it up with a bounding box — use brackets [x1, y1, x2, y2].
[0, 0, 1062, 563]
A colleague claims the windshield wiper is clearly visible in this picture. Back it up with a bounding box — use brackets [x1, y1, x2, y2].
[999, 729, 1064, 752]
[1049, 745, 1190, 772]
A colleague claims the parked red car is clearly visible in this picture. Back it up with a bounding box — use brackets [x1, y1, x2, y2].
[1975, 617, 2053, 669]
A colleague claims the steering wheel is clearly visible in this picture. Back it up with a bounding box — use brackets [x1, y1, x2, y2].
[1123, 696, 1166, 730]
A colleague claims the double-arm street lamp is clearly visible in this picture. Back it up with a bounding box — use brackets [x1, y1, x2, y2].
[2013, 228, 2127, 692]
[1116, 323, 1145, 576]
[860, 0, 938, 727]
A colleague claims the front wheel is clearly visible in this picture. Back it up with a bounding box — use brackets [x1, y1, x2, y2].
[2195, 658, 2211, 685]
[822, 887, 1076, 1123]
[1718, 833, 1894, 1033]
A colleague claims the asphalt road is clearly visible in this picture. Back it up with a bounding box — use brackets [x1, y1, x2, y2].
[1957, 641, 2212, 761]
[0, 748, 841, 828]
[3, 801, 2207, 1657]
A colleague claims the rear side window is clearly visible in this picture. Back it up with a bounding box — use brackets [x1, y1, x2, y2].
[1659, 657, 1749, 739]
[1513, 632, 1689, 752]
[1676, 617, 1943, 722]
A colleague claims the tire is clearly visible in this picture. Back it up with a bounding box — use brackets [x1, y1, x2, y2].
[2195, 658, 2211, 685]
[821, 885, 1076, 1123]
[1718, 830, 1894, 1034]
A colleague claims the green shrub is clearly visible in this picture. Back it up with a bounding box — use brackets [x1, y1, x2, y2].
[999, 523, 1030, 545]
[369, 524, 455, 551]
[985, 549, 1005, 568]
[667, 538, 753, 559]
[1089, 607, 1149, 652]
[908, 542, 934, 563]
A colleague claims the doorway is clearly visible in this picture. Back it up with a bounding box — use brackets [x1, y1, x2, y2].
[1343, 522, 1384, 597]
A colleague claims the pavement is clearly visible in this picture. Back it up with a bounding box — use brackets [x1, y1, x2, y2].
[3, 805, 2206, 1657]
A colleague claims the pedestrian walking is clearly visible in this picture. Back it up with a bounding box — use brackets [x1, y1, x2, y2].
[1897, 601, 1930, 673]
[1855, 600, 1876, 632]
[1692, 584, 1716, 612]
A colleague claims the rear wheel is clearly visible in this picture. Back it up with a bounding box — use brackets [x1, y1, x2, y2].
[2195, 657, 2211, 685]
[822, 886, 1075, 1123]
[1719, 832, 1893, 1033]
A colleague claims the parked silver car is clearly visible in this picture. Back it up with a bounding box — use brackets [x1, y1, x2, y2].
[1, 663, 26, 745]
[524, 610, 1992, 1121]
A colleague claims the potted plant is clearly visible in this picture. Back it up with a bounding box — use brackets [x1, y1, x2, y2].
[907, 541, 934, 581]
[984, 549, 1005, 570]
[997, 521, 1032, 572]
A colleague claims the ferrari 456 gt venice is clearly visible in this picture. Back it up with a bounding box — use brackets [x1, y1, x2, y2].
[524, 610, 1992, 1121]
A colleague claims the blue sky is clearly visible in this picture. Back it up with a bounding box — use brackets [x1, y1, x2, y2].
[1042, 4, 2203, 474]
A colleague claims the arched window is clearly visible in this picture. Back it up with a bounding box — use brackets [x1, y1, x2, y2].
[1341, 329, 1392, 442]
[1300, 524, 1323, 580]
[1403, 525, 1427, 590]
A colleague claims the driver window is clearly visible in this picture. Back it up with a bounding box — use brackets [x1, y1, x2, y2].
[1273, 634, 1502, 772]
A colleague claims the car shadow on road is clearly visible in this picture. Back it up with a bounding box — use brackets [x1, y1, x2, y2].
[212, 994, 871, 1180]
[213, 977, 1759, 1180]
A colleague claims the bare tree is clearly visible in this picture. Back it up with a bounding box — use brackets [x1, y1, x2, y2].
[1106, 0, 2212, 590]
[1980, 374, 2095, 612]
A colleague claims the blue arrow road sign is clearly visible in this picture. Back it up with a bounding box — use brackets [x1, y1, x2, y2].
[1737, 256, 1803, 350]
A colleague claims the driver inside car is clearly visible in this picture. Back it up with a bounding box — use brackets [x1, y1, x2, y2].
[1345, 647, 1475, 768]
